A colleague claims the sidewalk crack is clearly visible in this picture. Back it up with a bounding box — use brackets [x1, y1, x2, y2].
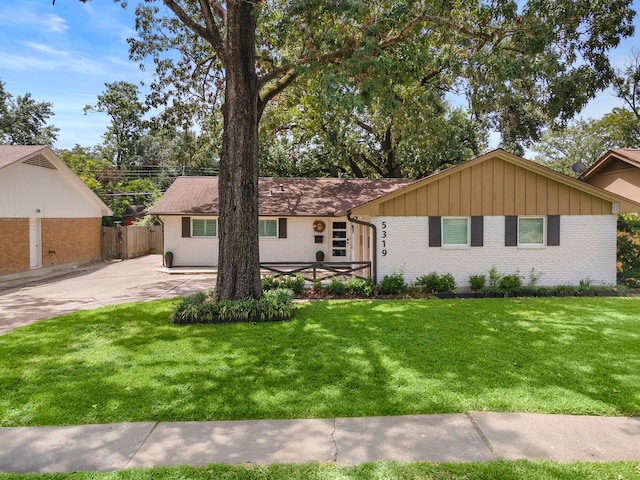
[123, 422, 159, 469]
[467, 413, 499, 460]
[330, 418, 339, 463]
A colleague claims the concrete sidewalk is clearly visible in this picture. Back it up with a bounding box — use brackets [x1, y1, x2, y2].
[0, 412, 638, 473]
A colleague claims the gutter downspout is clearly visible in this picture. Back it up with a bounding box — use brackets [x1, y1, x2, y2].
[347, 210, 377, 284]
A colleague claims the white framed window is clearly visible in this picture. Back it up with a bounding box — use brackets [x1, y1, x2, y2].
[192, 218, 217, 237]
[518, 217, 544, 245]
[259, 219, 278, 238]
[442, 217, 469, 246]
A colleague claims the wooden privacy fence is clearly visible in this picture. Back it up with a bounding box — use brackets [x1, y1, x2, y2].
[102, 226, 163, 260]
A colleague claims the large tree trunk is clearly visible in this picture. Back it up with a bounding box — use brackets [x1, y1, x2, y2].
[215, 1, 262, 301]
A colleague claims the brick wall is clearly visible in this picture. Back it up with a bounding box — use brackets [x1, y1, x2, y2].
[0, 218, 30, 275]
[374, 215, 617, 288]
[41, 218, 102, 268]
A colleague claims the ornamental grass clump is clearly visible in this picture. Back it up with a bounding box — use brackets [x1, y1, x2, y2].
[172, 288, 294, 324]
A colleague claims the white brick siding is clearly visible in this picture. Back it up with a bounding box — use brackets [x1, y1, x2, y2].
[163, 216, 218, 266]
[374, 215, 617, 288]
[162, 215, 348, 267]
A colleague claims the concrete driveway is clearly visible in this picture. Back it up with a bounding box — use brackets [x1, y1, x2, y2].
[0, 255, 216, 335]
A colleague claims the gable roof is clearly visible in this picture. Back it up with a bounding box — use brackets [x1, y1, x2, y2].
[150, 176, 413, 216]
[0, 145, 50, 170]
[350, 149, 640, 216]
[582, 149, 640, 179]
[0, 145, 112, 215]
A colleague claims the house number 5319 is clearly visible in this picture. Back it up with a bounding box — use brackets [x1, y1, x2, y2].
[381, 221, 387, 256]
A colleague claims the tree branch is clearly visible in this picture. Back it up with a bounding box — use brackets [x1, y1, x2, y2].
[259, 67, 298, 113]
[163, 0, 227, 64]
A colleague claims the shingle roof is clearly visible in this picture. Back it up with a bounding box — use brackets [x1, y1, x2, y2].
[0, 145, 48, 169]
[151, 176, 414, 216]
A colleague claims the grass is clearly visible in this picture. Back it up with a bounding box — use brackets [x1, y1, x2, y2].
[0, 297, 639, 426]
[0, 461, 639, 480]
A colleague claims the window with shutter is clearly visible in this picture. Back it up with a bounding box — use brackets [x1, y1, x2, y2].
[428, 216, 441, 247]
[259, 219, 278, 237]
[278, 218, 287, 238]
[442, 218, 469, 246]
[192, 219, 217, 237]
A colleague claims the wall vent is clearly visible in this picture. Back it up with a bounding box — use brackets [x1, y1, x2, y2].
[22, 154, 57, 170]
[600, 158, 631, 173]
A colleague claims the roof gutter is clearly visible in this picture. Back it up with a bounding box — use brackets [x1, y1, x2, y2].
[346, 210, 377, 284]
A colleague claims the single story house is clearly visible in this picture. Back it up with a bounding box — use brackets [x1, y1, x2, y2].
[150, 176, 412, 271]
[350, 149, 640, 287]
[0, 145, 112, 278]
[152, 149, 640, 288]
[581, 149, 640, 208]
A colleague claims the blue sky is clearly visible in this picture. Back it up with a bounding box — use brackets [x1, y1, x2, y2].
[1, 1, 639, 151]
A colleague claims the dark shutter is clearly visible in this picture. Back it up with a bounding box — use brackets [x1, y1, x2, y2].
[470, 216, 484, 247]
[429, 216, 441, 247]
[505, 216, 518, 246]
[181, 217, 191, 238]
[278, 218, 287, 239]
[547, 215, 560, 246]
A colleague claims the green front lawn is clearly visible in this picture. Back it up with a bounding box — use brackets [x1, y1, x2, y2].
[0, 298, 639, 426]
[1, 460, 639, 480]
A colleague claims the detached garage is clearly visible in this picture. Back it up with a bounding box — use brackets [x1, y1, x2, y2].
[0, 145, 112, 278]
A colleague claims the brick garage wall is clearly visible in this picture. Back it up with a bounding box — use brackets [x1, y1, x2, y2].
[42, 218, 102, 268]
[374, 215, 617, 288]
[0, 218, 30, 276]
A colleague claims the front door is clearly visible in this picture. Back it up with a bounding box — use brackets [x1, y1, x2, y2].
[29, 218, 42, 269]
[331, 221, 348, 259]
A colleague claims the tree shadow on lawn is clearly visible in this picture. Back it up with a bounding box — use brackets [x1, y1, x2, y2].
[0, 298, 639, 427]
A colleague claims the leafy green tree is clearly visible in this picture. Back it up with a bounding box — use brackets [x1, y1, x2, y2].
[613, 50, 640, 122]
[0, 80, 59, 145]
[58, 146, 112, 197]
[84, 81, 149, 169]
[260, 81, 485, 179]
[617, 214, 640, 288]
[93, 0, 634, 300]
[531, 108, 640, 175]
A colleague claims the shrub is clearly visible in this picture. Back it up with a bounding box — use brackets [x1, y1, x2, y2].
[344, 277, 374, 297]
[499, 274, 523, 292]
[416, 272, 457, 293]
[379, 273, 407, 295]
[415, 272, 441, 293]
[172, 289, 294, 324]
[261, 275, 305, 295]
[468, 274, 486, 292]
[327, 278, 346, 296]
[326, 277, 374, 297]
[438, 273, 457, 293]
[527, 268, 544, 287]
[488, 266, 502, 287]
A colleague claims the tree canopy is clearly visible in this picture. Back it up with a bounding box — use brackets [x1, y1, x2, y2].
[531, 108, 640, 175]
[0, 80, 59, 146]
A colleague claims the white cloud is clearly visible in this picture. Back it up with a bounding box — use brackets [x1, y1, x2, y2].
[0, 4, 69, 33]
